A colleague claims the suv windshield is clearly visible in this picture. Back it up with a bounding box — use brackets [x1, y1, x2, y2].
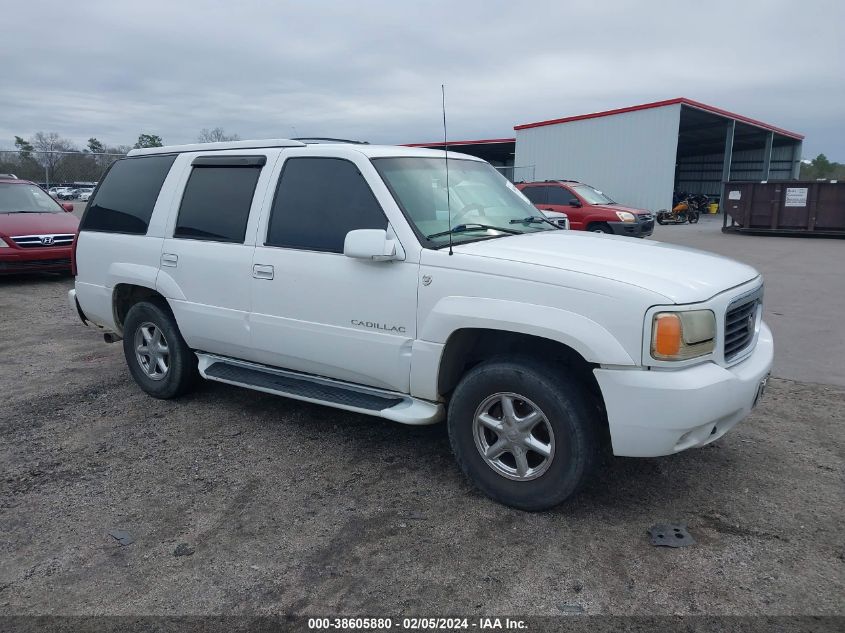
[373, 157, 555, 247]
[0, 183, 63, 214]
[572, 184, 615, 205]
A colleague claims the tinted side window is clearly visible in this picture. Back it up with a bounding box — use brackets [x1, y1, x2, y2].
[548, 186, 576, 205]
[266, 158, 387, 252]
[81, 155, 176, 234]
[174, 166, 262, 243]
[521, 186, 547, 204]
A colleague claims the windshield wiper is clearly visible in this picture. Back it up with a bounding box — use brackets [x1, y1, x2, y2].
[509, 216, 563, 230]
[426, 223, 522, 239]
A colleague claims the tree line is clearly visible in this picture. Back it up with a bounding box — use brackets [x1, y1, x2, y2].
[799, 154, 845, 181]
[1, 128, 240, 184]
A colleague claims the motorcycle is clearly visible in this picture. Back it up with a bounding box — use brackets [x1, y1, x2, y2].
[656, 193, 708, 225]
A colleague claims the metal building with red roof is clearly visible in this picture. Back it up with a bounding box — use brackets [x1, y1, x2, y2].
[408, 98, 803, 211]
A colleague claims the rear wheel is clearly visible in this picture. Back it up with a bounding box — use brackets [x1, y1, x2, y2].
[447, 358, 600, 511]
[122, 300, 198, 399]
[588, 223, 612, 234]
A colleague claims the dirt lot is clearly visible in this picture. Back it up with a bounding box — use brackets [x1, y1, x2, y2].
[1, 224, 843, 617]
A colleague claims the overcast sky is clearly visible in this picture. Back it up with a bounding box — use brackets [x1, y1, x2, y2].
[2, 0, 843, 159]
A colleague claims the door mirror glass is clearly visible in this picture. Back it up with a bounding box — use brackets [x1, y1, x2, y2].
[343, 229, 401, 261]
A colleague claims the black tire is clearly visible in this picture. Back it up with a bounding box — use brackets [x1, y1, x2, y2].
[122, 300, 198, 399]
[656, 211, 668, 225]
[447, 357, 600, 511]
[588, 223, 612, 234]
[689, 211, 700, 224]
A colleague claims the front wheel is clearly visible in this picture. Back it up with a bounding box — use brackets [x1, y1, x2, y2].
[122, 300, 198, 399]
[447, 358, 600, 511]
[689, 211, 700, 224]
[588, 223, 612, 234]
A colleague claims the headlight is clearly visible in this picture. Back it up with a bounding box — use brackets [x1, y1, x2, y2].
[651, 310, 716, 361]
[615, 211, 636, 222]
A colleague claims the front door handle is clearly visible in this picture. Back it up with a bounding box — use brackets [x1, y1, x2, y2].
[253, 264, 274, 280]
[161, 253, 178, 267]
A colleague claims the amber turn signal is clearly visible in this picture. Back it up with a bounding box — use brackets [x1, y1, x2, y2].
[653, 313, 682, 358]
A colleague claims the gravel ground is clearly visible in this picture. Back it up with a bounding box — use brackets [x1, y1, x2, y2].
[0, 273, 843, 617]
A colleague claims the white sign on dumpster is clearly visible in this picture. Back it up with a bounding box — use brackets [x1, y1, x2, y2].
[728, 190, 741, 200]
[785, 187, 808, 207]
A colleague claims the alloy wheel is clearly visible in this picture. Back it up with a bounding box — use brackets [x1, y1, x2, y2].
[134, 322, 170, 381]
[473, 392, 555, 481]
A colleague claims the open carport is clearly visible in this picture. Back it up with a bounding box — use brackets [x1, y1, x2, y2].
[403, 138, 521, 180]
[514, 98, 804, 211]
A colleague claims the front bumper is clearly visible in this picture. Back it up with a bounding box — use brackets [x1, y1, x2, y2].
[0, 245, 73, 273]
[607, 218, 654, 237]
[594, 321, 773, 457]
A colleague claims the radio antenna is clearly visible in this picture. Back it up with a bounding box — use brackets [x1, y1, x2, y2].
[442, 84, 453, 256]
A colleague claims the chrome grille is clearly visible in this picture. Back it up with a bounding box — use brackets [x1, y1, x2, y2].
[10, 234, 75, 248]
[724, 295, 759, 361]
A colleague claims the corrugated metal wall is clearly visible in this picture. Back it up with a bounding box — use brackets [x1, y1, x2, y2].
[515, 103, 681, 211]
[676, 144, 796, 195]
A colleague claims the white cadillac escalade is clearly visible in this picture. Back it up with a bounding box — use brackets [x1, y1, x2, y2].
[69, 139, 772, 510]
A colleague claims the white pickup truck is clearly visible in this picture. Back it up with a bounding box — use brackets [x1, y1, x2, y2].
[69, 139, 772, 510]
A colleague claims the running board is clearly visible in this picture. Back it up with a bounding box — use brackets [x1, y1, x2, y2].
[195, 354, 443, 426]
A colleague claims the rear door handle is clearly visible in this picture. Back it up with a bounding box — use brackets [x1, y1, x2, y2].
[253, 264, 274, 280]
[161, 253, 178, 267]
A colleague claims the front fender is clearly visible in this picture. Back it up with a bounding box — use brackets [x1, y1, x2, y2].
[583, 212, 618, 227]
[420, 296, 635, 366]
[409, 296, 636, 401]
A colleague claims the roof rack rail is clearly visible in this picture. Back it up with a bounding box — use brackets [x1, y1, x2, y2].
[291, 137, 370, 145]
[127, 138, 306, 157]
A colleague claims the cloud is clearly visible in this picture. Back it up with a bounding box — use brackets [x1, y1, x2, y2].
[1, 0, 842, 158]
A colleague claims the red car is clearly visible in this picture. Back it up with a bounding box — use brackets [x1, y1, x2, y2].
[0, 176, 79, 274]
[517, 180, 654, 237]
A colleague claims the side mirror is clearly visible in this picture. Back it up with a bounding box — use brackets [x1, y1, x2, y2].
[62, 203, 74, 212]
[344, 229, 402, 261]
[568, 199, 582, 208]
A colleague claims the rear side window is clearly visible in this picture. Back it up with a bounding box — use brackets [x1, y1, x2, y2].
[81, 154, 176, 234]
[174, 163, 263, 243]
[547, 186, 575, 205]
[266, 158, 386, 253]
[521, 186, 547, 204]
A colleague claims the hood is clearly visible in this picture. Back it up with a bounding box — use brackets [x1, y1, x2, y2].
[592, 203, 649, 216]
[0, 212, 79, 237]
[453, 231, 759, 304]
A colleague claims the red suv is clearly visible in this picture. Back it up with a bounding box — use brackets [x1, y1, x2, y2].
[517, 180, 654, 237]
[0, 176, 79, 274]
